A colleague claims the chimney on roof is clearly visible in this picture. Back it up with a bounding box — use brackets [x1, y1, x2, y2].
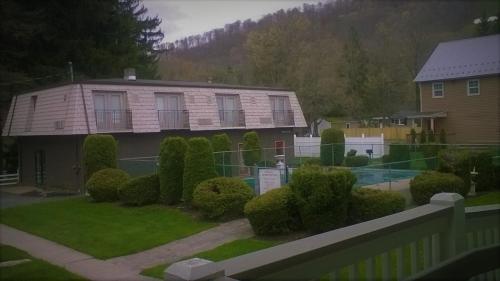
[123, 68, 136, 81]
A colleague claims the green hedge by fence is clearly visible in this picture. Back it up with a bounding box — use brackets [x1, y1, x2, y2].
[83, 134, 117, 180]
[212, 133, 232, 177]
[349, 188, 405, 223]
[320, 128, 345, 166]
[86, 168, 130, 202]
[242, 131, 261, 166]
[159, 137, 188, 205]
[119, 174, 159, 206]
[183, 137, 218, 203]
[410, 171, 467, 205]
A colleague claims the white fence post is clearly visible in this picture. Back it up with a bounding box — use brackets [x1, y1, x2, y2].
[430, 193, 466, 260]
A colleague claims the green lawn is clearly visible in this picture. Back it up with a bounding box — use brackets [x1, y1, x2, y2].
[0, 244, 86, 281]
[465, 191, 500, 207]
[141, 238, 281, 279]
[0, 197, 216, 259]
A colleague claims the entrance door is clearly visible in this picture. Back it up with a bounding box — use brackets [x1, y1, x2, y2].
[34, 150, 46, 186]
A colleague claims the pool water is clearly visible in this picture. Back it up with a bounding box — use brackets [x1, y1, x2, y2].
[351, 168, 420, 187]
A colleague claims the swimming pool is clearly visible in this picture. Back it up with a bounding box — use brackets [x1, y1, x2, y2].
[351, 168, 420, 187]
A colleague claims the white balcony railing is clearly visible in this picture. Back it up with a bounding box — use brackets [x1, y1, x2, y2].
[158, 110, 189, 129]
[95, 110, 132, 131]
[219, 110, 245, 127]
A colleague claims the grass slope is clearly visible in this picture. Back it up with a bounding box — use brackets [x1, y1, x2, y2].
[141, 238, 281, 279]
[0, 197, 215, 259]
[0, 244, 86, 281]
[465, 191, 500, 207]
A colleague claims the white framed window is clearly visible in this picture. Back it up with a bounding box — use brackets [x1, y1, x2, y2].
[467, 79, 480, 96]
[432, 82, 444, 98]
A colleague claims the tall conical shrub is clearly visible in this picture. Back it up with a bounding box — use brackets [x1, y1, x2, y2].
[320, 128, 345, 166]
[159, 137, 188, 204]
[83, 134, 117, 181]
[242, 131, 261, 166]
[183, 137, 217, 203]
[212, 133, 232, 176]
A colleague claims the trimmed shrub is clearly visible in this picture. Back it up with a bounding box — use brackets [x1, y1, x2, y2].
[410, 171, 467, 205]
[349, 188, 405, 223]
[86, 168, 130, 202]
[320, 128, 345, 166]
[439, 129, 447, 144]
[420, 143, 444, 170]
[193, 177, 254, 220]
[303, 157, 322, 166]
[410, 129, 417, 144]
[242, 131, 261, 166]
[419, 130, 427, 144]
[183, 138, 218, 203]
[438, 149, 496, 191]
[347, 149, 357, 157]
[388, 143, 411, 169]
[244, 186, 301, 235]
[345, 155, 369, 167]
[119, 174, 159, 206]
[159, 137, 188, 205]
[212, 133, 232, 177]
[290, 165, 356, 233]
[83, 134, 117, 180]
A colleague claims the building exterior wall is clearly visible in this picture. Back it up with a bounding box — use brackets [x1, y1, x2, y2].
[420, 75, 500, 143]
[17, 128, 296, 190]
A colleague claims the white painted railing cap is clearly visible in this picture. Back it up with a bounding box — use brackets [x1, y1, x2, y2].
[165, 258, 223, 281]
[430, 193, 464, 206]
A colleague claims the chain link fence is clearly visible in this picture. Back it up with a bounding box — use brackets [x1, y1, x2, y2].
[118, 143, 500, 189]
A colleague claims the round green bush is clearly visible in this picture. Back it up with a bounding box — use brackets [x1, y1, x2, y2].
[183, 137, 218, 203]
[119, 174, 159, 206]
[86, 168, 130, 202]
[212, 133, 232, 177]
[349, 188, 405, 223]
[345, 155, 369, 167]
[290, 165, 356, 233]
[83, 134, 117, 180]
[242, 131, 261, 166]
[410, 171, 467, 205]
[159, 137, 188, 205]
[244, 186, 301, 235]
[193, 177, 254, 220]
[320, 128, 345, 166]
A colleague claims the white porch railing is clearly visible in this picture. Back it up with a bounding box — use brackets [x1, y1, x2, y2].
[165, 193, 500, 281]
[0, 170, 19, 186]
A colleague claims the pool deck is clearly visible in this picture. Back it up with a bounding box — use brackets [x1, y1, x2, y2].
[362, 179, 417, 208]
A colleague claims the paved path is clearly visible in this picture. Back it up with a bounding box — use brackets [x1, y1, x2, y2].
[108, 218, 253, 271]
[0, 218, 253, 280]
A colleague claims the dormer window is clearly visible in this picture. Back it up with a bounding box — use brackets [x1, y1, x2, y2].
[93, 92, 131, 131]
[432, 82, 444, 98]
[25, 95, 37, 132]
[155, 93, 188, 129]
[270, 96, 294, 126]
[216, 94, 245, 127]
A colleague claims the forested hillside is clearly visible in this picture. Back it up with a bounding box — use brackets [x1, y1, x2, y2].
[158, 0, 499, 128]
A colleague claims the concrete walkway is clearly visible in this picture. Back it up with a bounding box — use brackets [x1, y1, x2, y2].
[0, 218, 253, 280]
[108, 218, 253, 271]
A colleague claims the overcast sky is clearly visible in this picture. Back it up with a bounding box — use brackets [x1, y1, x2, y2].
[143, 0, 322, 42]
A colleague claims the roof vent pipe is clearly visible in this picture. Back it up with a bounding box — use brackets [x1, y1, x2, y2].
[124, 68, 136, 81]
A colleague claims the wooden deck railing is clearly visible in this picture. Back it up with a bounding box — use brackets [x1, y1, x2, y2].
[165, 193, 500, 281]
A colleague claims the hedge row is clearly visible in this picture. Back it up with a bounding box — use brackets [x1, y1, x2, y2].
[86, 168, 130, 202]
[119, 174, 159, 206]
[83, 134, 117, 180]
[212, 133, 232, 177]
[345, 155, 369, 167]
[349, 188, 405, 223]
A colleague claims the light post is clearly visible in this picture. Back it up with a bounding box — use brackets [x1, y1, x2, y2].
[468, 166, 478, 196]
